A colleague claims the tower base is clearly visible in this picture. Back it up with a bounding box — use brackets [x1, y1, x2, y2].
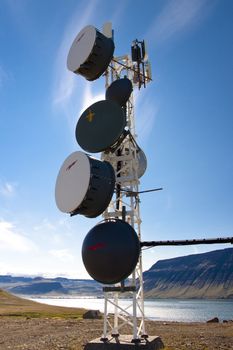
[84, 335, 164, 350]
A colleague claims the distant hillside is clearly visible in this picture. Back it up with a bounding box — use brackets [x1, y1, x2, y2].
[143, 248, 233, 299]
[0, 276, 102, 296]
[0, 289, 85, 317]
[9, 282, 68, 295]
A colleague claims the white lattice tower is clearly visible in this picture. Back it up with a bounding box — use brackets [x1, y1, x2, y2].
[100, 54, 148, 342]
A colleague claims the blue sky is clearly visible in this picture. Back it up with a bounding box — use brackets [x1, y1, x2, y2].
[0, 0, 232, 278]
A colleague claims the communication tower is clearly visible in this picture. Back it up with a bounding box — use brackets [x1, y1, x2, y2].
[55, 22, 163, 348]
[55, 21, 233, 350]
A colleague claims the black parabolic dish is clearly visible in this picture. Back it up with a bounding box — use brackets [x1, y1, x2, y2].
[82, 219, 141, 284]
[105, 78, 133, 106]
[76, 100, 126, 153]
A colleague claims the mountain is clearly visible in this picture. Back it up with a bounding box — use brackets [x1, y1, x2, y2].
[143, 248, 233, 299]
[9, 282, 68, 295]
[0, 276, 102, 297]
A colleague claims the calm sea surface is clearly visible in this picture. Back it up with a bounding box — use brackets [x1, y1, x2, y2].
[32, 297, 233, 322]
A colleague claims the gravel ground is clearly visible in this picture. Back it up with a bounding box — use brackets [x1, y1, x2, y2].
[0, 317, 232, 350]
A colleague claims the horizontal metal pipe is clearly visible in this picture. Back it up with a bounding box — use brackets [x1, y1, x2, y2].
[141, 237, 233, 247]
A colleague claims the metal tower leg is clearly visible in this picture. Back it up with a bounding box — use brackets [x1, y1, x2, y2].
[101, 293, 109, 342]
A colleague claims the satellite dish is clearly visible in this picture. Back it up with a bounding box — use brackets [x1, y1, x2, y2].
[121, 146, 147, 179]
[105, 78, 133, 106]
[137, 148, 147, 178]
[76, 100, 126, 153]
[67, 25, 114, 81]
[55, 151, 115, 218]
[82, 219, 140, 284]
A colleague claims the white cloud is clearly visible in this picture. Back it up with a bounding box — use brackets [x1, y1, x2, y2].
[0, 220, 36, 252]
[0, 65, 12, 89]
[0, 217, 90, 277]
[80, 83, 105, 114]
[53, 73, 75, 108]
[0, 181, 17, 197]
[135, 88, 159, 144]
[146, 0, 211, 44]
[49, 248, 74, 262]
[0, 66, 6, 88]
[32, 217, 76, 248]
[33, 218, 56, 232]
[33, 217, 73, 238]
[52, 0, 99, 110]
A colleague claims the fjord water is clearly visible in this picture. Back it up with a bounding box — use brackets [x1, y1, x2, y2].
[33, 298, 233, 322]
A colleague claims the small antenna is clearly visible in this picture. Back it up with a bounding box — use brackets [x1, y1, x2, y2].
[130, 39, 152, 89]
[102, 22, 113, 39]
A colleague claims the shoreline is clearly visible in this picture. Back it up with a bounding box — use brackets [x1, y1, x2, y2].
[29, 295, 233, 324]
[27, 294, 233, 300]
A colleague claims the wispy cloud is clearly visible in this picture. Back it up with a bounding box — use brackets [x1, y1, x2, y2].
[0, 66, 6, 88]
[80, 83, 105, 114]
[137, 0, 214, 144]
[0, 220, 36, 252]
[108, 0, 130, 27]
[0, 181, 17, 197]
[0, 65, 11, 89]
[33, 218, 56, 232]
[135, 88, 159, 145]
[32, 217, 75, 248]
[52, 0, 99, 110]
[49, 248, 74, 262]
[146, 0, 212, 44]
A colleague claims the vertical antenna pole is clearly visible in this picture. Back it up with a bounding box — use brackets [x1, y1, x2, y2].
[102, 55, 147, 341]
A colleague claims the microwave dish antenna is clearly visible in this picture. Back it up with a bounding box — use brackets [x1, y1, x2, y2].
[67, 25, 114, 81]
[75, 100, 126, 153]
[55, 151, 115, 218]
[82, 219, 140, 284]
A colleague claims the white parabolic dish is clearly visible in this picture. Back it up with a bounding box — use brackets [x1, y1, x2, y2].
[55, 151, 91, 213]
[67, 25, 96, 72]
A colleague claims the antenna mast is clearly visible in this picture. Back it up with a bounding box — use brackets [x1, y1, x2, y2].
[101, 25, 152, 342]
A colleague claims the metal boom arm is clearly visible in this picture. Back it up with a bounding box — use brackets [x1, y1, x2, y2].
[141, 237, 233, 248]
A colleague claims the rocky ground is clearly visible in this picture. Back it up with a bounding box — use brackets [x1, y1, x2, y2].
[0, 317, 232, 350]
